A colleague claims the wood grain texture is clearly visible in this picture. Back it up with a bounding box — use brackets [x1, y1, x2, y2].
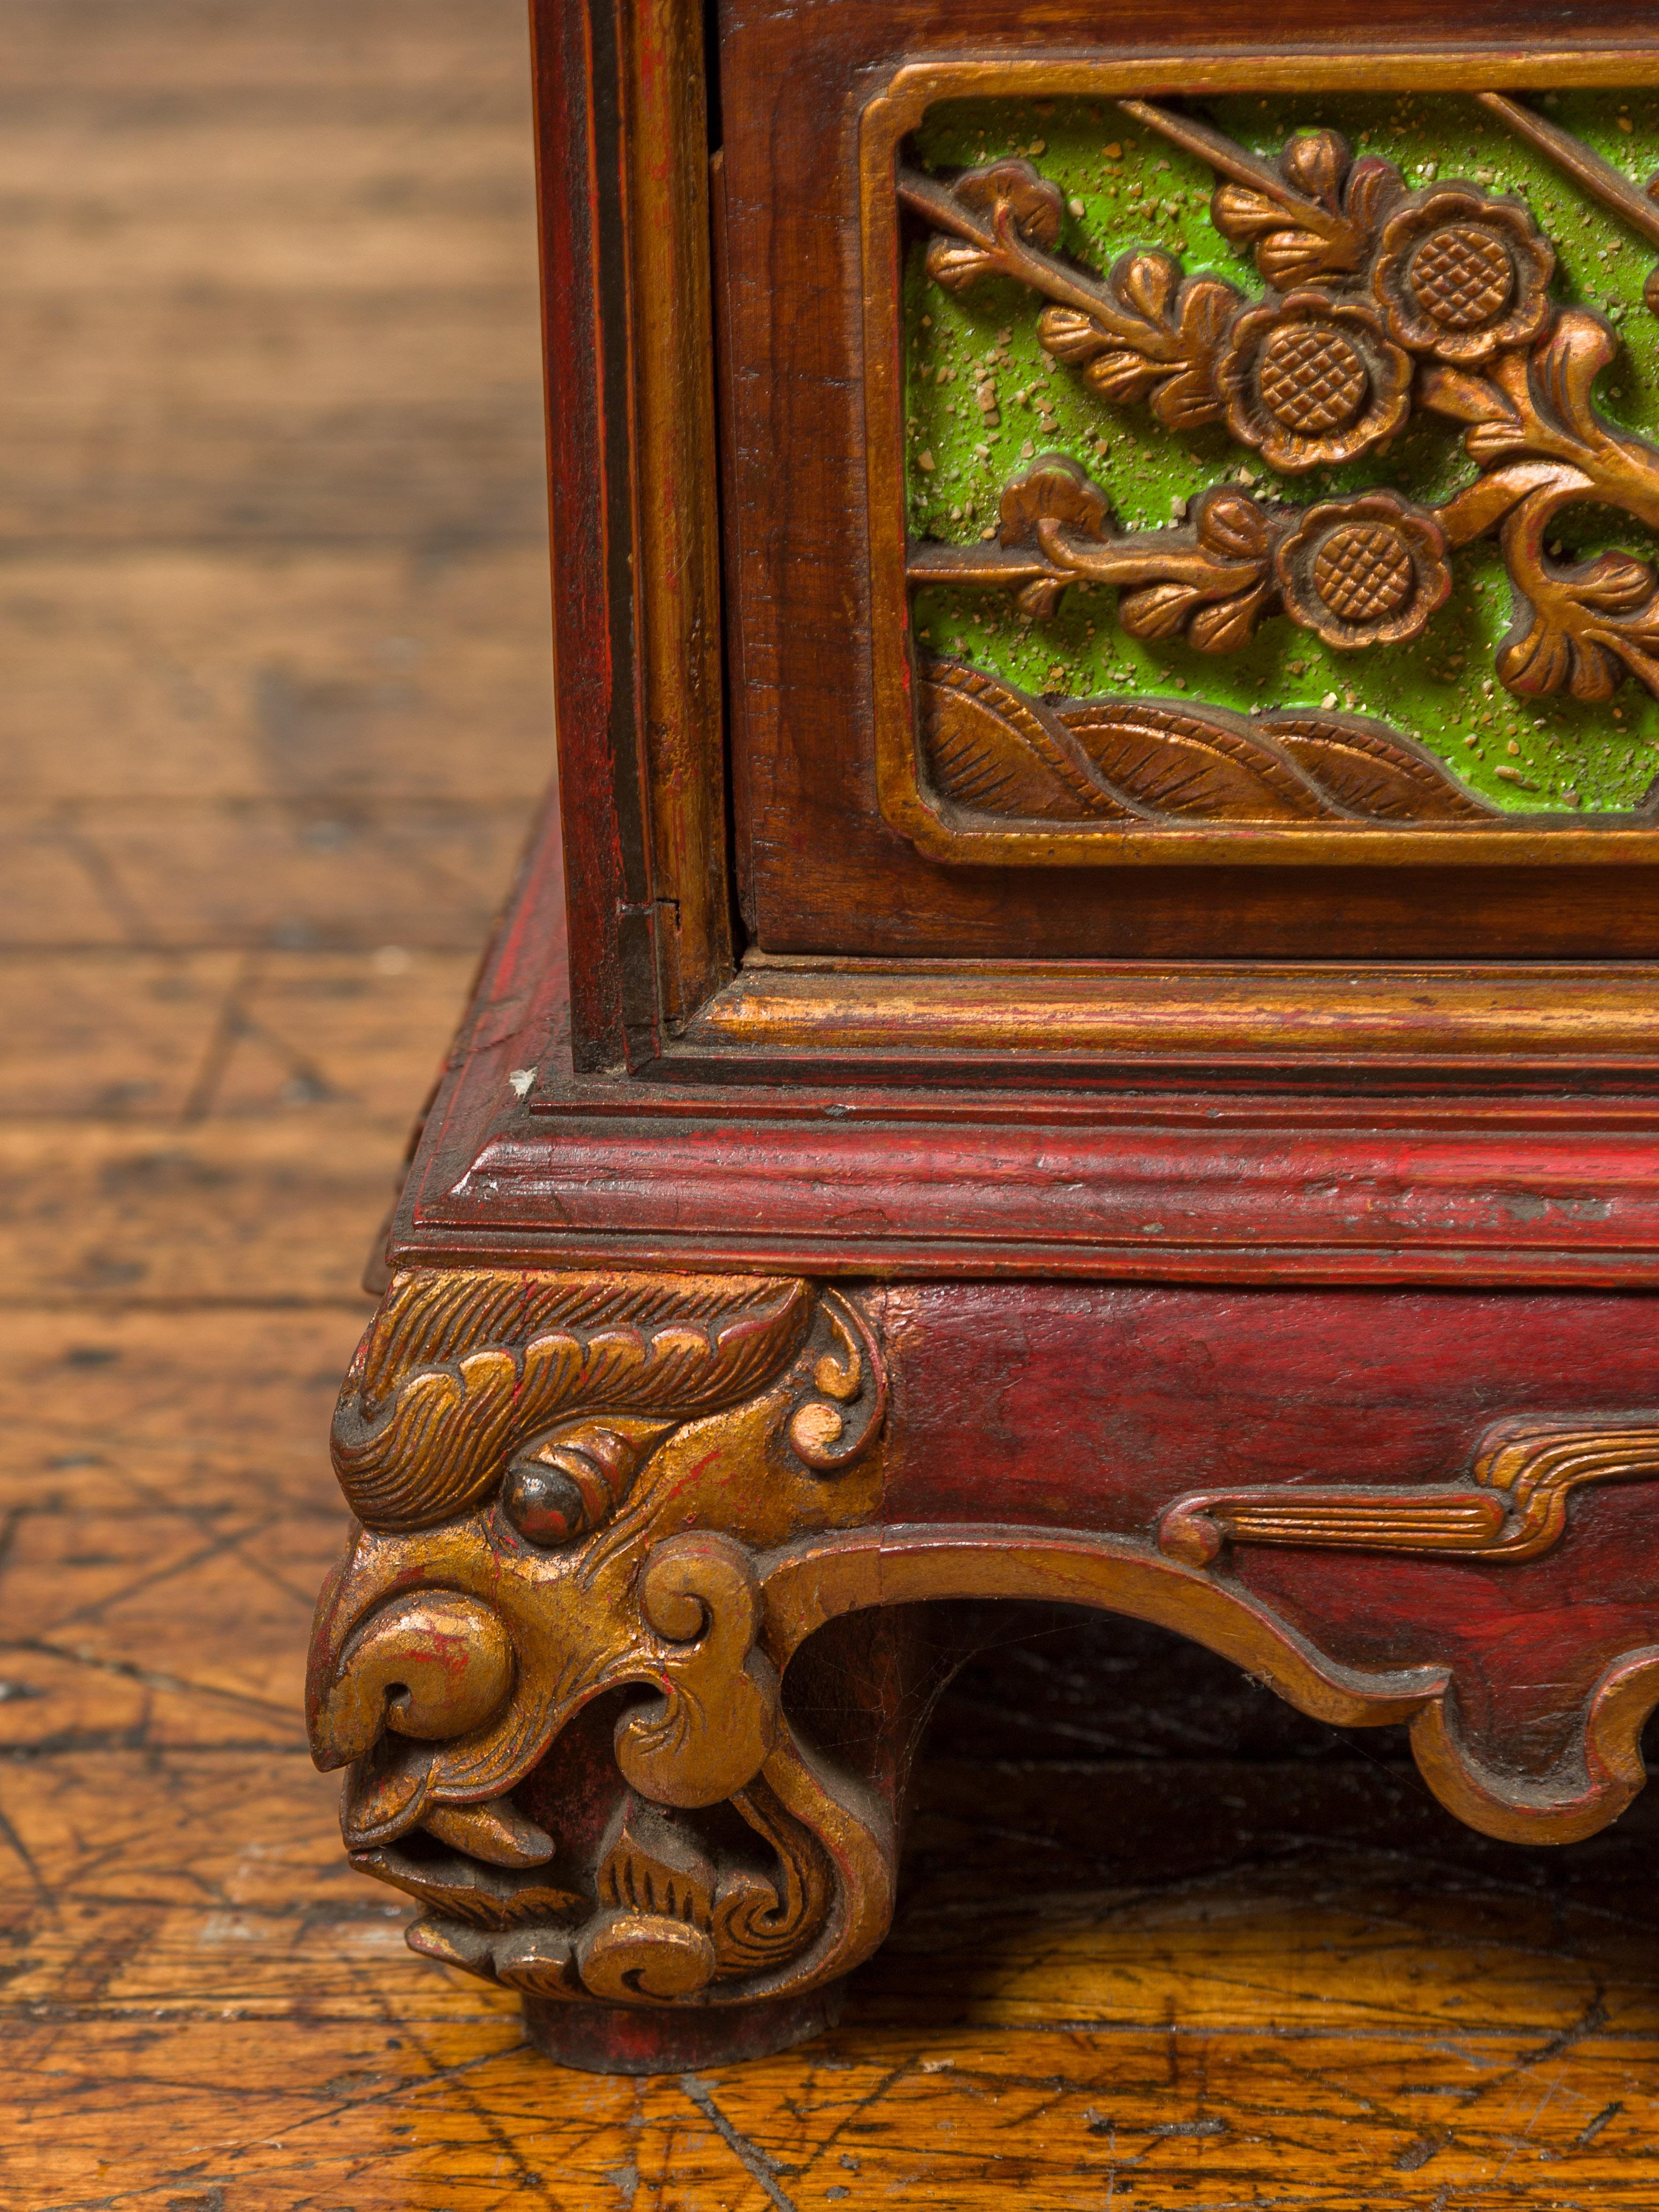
[10, 0, 1659, 2199]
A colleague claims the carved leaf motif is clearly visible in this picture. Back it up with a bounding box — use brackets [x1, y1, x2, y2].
[1186, 585, 1277, 654]
[1464, 418, 1535, 465]
[921, 662, 1150, 821]
[924, 238, 1002, 292]
[1040, 304, 1122, 368]
[1212, 179, 1297, 245]
[1076, 344, 1168, 408]
[1108, 487, 1283, 652]
[1500, 573, 1659, 704]
[924, 676, 1500, 828]
[1055, 701, 1338, 820]
[1115, 582, 1205, 644]
[1281, 127, 1346, 210]
[1117, 575, 1277, 653]
[1251, 225, 1343, 294]
[1152, 278, 1240, 428]
[1262, 713, 1498, 820]
[333, 1278, 813, 1530]
[1500, 617, 1574, 699]
[953, 158, 1066, 247]
[1196, 487, 1273, 562]
[1529, 307, 1618, 439]
[1343, 155, 1408, 239]
[1036, 256, 1236, 429]
[1212, 133, 1401, 286]
[1117, 245, 1180, 322]
[1570, 552, 1655, 615]
[921, 158, 1066, 291]
[1419, 364, 1521, 431]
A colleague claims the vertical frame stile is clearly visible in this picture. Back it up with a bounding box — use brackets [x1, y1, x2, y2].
[529, 0, 732, 1073]
[625, 0, 735, 1026]
[530, 0, 640, 1069]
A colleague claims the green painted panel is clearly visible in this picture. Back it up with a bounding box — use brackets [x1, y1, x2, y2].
[904, 90, 1659, 812]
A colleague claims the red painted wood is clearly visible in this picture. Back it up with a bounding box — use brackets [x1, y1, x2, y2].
[385, 794, 1659, 1286]
[528, 0, 660, 1071]
[872, 1280, 1659, 1778]
[411, 1117, 1659, 1286]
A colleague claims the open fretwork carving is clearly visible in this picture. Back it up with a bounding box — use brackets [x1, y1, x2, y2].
[307, 1270, 1659, 2017]
[898, 93, 1659, 829]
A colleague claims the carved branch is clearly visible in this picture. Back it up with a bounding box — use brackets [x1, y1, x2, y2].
[904, 97, 1659, 725]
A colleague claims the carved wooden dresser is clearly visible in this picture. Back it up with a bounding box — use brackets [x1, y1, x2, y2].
[307, 0, 1659, 2071]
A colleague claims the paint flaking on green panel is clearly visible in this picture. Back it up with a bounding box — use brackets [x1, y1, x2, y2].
[903, 90, 1659, 813]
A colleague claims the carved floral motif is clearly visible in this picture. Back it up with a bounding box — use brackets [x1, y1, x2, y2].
[1275, 490, 1454, 651]
[898, 94, 1659, 827]
[1217, 291, 1412, 471]
[1372, 188, 1555, 364]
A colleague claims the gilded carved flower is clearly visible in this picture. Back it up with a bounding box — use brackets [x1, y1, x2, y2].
[1371, 189, 1555, 363]
[1275, 492, 1452, 650]
[1216, 292, 1412, 472]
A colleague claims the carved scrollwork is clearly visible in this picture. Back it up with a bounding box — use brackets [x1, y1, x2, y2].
[614, 1531, 779, 1808]
[307, 1269, 894, 2011]
[1157, 1413, 1659, 1568]
[897, 92, 1659, 829]
[329, 1270, 815, 1530]
[785, 1288, 888, 1471]
[311, 1266, 1659, 2022]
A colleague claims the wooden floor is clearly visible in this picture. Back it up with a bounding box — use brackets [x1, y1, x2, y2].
[6, 4, 1659, 2205]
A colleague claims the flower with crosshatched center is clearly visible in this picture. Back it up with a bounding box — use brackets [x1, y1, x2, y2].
[1371, 188, 1555, 364]
[1216, 292, 1412, 472]
[1275, 491, 1453, 650]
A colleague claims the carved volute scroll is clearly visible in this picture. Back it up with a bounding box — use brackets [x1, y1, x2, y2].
[307, 1267, 1659, 2029]
[1158, 1413, 1659, 1567]
[866, 78, 1659, 856]
[307, 1269, 895, 2014]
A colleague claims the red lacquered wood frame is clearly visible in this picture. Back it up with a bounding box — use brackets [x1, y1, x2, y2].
[303, 0, 1659, 2075]
[532, 0, 1659, 1086]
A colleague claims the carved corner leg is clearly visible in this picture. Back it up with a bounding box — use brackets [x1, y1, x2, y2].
[308, 1269, 1659, 2068]
[305, 1269, 902, 2073]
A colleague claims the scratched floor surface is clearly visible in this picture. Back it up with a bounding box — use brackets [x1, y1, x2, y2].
[6, 2, 1659, 2206]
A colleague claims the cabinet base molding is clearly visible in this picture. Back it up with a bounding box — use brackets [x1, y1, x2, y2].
[306, 1263, 1659, 2068]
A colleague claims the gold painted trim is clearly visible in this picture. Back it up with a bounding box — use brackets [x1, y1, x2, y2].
[757, 1520, 1659, 1845]
[678, 955, 1659, 1066]
[1157, 1415, 1659, 1566]
[860, 49, 1659, 869]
